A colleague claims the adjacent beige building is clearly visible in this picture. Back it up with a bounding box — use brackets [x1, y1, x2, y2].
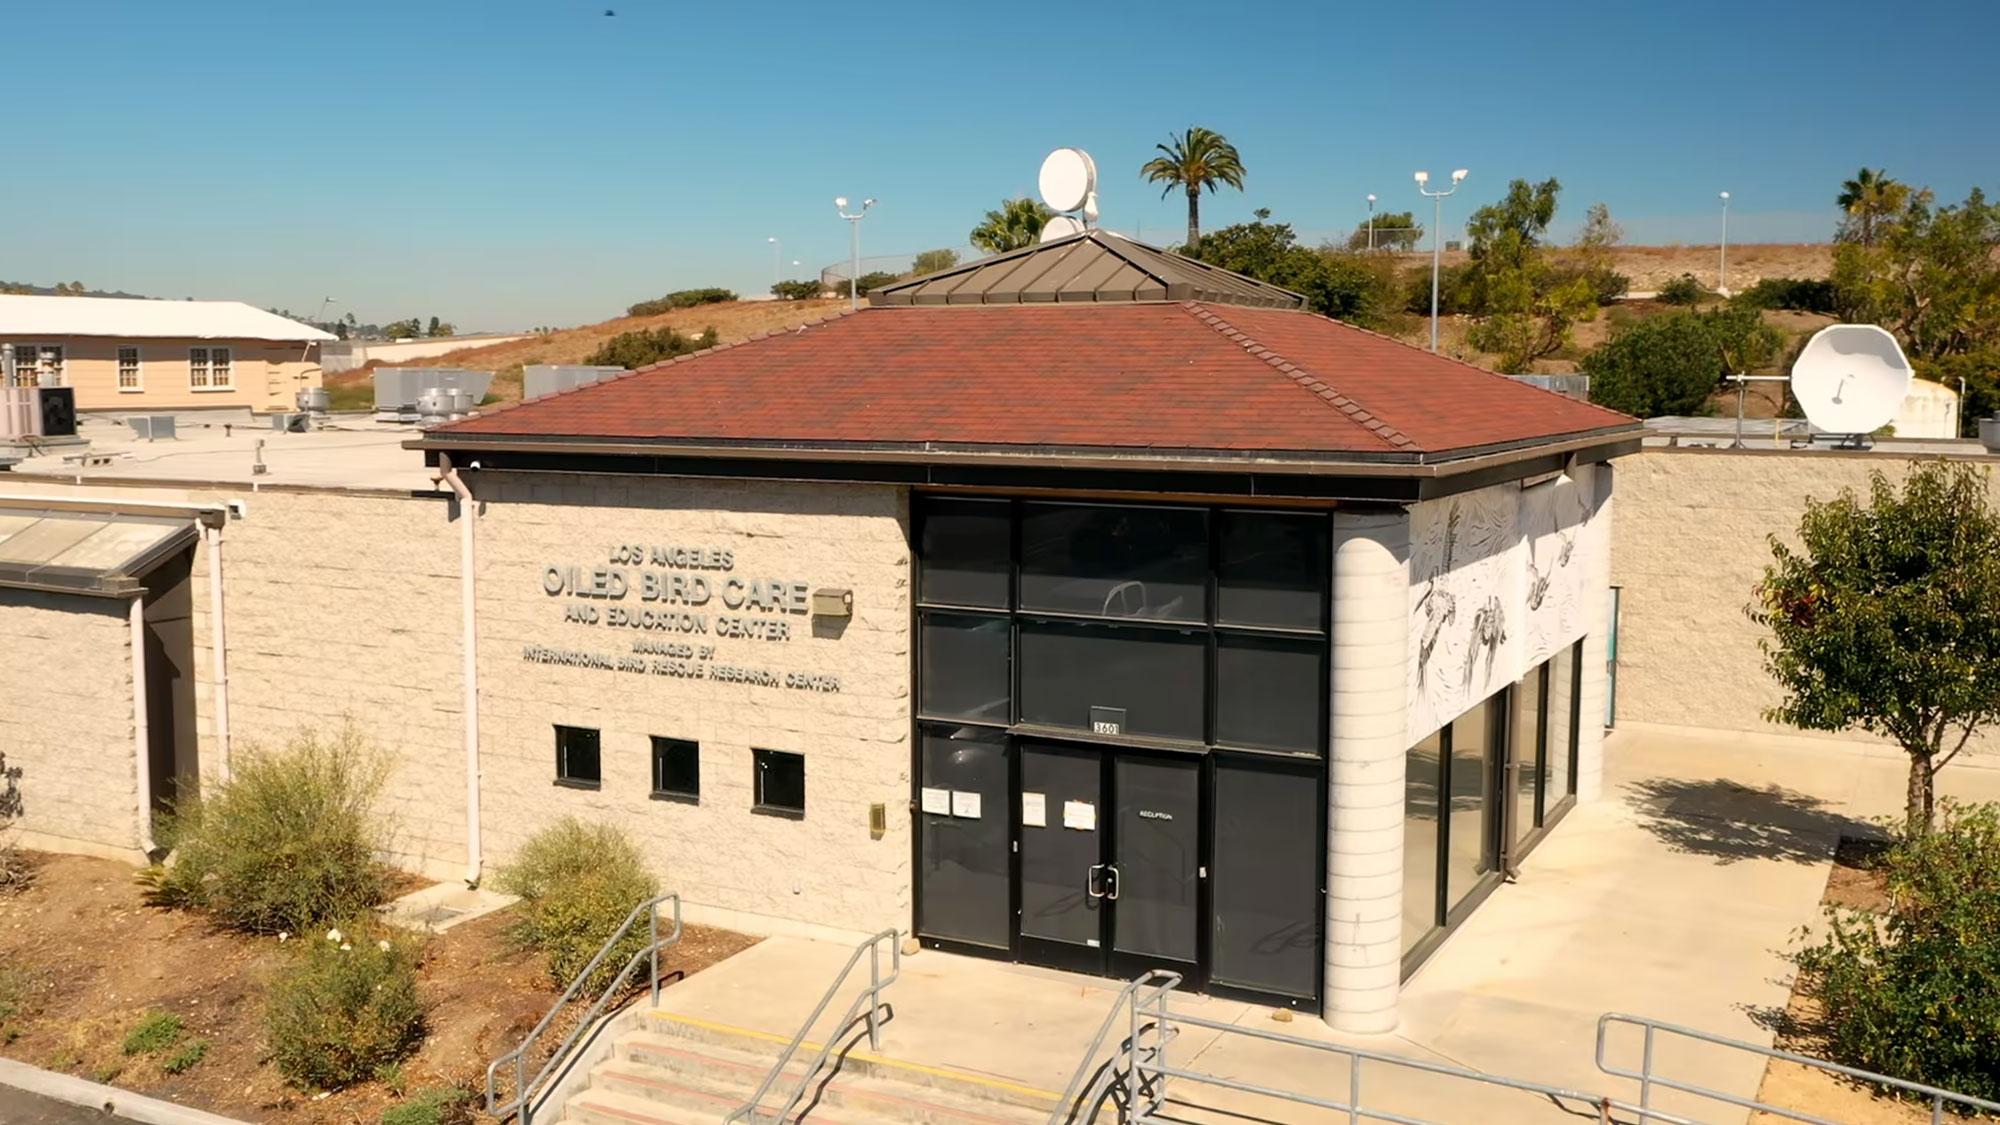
[1, 294, 332, 413]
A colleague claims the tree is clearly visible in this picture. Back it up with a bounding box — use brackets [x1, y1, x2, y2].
[1190, 216, 1399, 328]
[1833, 186, 2000, 363]
[1345, 211, 1422, 252]
[1582, 306, 1784, 417]
[831, 271, 899, 299]
[582, 325, 720, 369]
[1140, 126, 1246, 250]
[909, 248, 960, 276]
[1837, 167, 1912, 246]
[770, 279, 824, 300]
[969, 197, 1053, 255]
[1750, 460, 2000, 835]
[1460, 178, 1601, 372]
[381, 318, 422, 339]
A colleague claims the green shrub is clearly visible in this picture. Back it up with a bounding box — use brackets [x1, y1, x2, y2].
[498, 818, 659, 991]
[0, 751, 26, 894]
[770, 279, 825, 300]
[1734, 276, 1837, 313]
[1657, 272, 1709, 306]
[161, 1039, 208, 1075]
[625, 288, 737, 317]
[266, 925, 426, 1090]
[1793, 802, 2000, 1100]
[380, 1085, 472, 1125]
[122, 1010, 183, 1056]
[1583, 306, 1785, 418]
[142, 725, 389, 934]
[581, 326, 720, 369]
[831, 271, 899, 299]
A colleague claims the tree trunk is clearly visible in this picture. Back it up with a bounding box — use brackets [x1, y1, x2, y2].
[1186, 187, 1201, 251]
[1907, 752, 1936, 836]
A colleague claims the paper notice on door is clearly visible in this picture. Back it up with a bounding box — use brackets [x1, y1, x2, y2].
[951, 790, 982, 819]
[1062, 799, 1097, 832]
[920, 787, 950, 815]
[1020, 791, 1047, 828]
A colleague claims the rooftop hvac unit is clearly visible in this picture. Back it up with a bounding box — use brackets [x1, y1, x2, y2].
[0, 387, 34, 439]
[129, 415, 178, 441]
[522, 365, 626, 401]
[373, 368, 495, 422]
[35, 387, 76, 438]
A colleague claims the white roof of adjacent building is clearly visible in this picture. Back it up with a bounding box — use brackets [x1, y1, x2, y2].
[0, 294, 336, 342]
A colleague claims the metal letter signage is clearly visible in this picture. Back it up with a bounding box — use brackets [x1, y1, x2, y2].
[525, 542, 842, 693]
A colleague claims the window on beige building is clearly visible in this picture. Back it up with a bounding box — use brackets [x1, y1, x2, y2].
[189, 346, 232, 390]
[117, 346, 142, 391]
[7, 344, 63, 386]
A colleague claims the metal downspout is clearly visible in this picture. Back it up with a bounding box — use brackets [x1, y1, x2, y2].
[204, 523, 231, 779]
[129, 594, 155, 856]
[438, 454, 482, 886]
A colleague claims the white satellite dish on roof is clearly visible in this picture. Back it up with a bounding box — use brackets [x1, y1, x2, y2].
[1040, 215, 1086, 243]
[1790, 324, 1913, 436]
[1039, 148, 1096, 213]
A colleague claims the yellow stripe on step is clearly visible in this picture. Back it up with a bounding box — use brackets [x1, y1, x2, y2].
[643, 1010, 1064, 1103]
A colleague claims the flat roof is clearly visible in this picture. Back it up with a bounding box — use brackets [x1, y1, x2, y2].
[0, 507, 197, 596]
[0, 294, 335, 342]
[3, 415, 433, 493]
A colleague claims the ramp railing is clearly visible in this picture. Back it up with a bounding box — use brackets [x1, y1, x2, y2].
[724, 928, 902, 1124]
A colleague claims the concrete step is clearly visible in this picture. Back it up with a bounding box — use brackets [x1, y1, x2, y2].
[607, 1032, 1051, 1124]
[639, 1010, 1068, 1118]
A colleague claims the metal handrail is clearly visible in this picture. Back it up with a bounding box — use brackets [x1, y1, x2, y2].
[1060, 972, 1699, 1125]
[724, 928, 902, 1124]
[1597, 1012, 2000, 1125]
[485, 892, 683, 1125]
[1046, 970, 1182, 1125]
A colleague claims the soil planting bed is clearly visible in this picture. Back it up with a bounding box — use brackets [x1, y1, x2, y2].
[0, 852, 757, 1123]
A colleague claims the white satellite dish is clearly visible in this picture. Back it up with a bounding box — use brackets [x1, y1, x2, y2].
[1038, 148, 1097, 214]
[1790, 324, 1912, 435]
[1040, 215, 1086, 243]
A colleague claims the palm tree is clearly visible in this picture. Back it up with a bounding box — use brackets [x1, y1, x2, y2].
[969, 197, 1054, 255]
[1141, 126, 1247, 251]
[1836, 167, 1911, 245]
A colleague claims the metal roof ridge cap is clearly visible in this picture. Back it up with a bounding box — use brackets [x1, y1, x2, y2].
[1178, 302, 1422, 452]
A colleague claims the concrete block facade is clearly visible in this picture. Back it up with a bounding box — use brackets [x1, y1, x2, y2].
[0, 589, 137, 857]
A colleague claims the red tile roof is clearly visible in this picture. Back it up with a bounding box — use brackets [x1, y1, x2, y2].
[436, 302, 1635, 460]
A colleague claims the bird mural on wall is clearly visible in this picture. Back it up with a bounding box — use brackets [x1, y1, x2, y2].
[1414, 504, 1462, 688]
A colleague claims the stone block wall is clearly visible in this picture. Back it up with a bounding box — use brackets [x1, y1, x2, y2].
[0, 589, 137, 856]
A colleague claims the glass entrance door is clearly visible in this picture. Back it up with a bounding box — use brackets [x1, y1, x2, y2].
[1017, 742, 1203, 982]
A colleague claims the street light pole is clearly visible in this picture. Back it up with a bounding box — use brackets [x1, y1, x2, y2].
[1366, 193, 1377, 252]
[834, 196, 876, 311]
[1415, 168, 1468, 354]
[1718, 191, 1731, 296]
[767, 237, 781, 290]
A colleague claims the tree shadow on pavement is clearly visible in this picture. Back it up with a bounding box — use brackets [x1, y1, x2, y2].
[1624, 777, 1877, 865]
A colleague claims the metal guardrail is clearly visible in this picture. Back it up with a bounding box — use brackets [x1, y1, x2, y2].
[1047, 970, 1182, 1124]
[1597, 1012, 2000, 1125]
[724, 928, 903, 1124]
[485, 893, 682, 1125]
[1059, 973, 1699, 1125]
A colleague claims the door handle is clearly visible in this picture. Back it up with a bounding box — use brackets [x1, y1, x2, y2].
[1086, 863, 1107, 899]
[1103, 865, 1120, 901]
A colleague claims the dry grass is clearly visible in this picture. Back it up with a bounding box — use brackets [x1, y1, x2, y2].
[326, 298, 846, 408]
[1377, 243, 1832, 293]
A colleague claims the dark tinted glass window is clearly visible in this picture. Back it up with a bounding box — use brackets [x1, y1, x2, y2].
[918, 498, 1011, 608]
[1214, 634, 1324, 753]
[918, 613, 1011, 723]
[753, 748, 805, 814]
[651, 736, 699, 800]
[1019, 504, 1207, 622]
[916, 727, 1011, 948]
[1543, 642, 1580, 818]
[1446, 698, 1498, 911]
[555, 725, 600, 787]
[1402, 732, 1442, 957]
[1018, 621, 1205, 741]
[1211, 756, 1320, 998]
[1217, 512, 1328, 630]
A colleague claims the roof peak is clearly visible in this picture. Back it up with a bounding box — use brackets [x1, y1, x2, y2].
[869, 228, 1305, 310]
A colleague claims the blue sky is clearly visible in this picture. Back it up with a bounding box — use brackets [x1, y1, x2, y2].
[3, 0, 1993, 330]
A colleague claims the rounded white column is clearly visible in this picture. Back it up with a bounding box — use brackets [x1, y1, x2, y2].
[1324, 508, 1411, 1032]
[1575, 469, 1615, 803]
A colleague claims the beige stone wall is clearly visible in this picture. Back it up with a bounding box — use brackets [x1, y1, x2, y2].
[1611, 447, 2000, 755]
[470, 473, 913, 939]
[2, 335, 322, 412]
[0, 589, 137, 856]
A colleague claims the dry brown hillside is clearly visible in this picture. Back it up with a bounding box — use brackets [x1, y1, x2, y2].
[326, 298, 846, 408]
[1384, 243, 1831, 293]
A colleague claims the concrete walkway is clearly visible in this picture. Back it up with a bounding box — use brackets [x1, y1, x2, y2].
[651, 725, 2000, 1124]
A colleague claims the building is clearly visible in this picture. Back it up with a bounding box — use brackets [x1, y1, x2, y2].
[0, 294, 332, 413]
[0, 231, 1639, 1033]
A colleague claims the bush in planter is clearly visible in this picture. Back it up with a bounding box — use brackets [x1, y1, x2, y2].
[497, 818, 659, 991]
[1792, 802, 2000, 1100]
[141, 725, 389, 934]
[266, 924, 426, 1090]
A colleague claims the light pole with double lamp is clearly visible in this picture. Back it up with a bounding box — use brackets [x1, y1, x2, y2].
[767, 237, 782, 290]
[1415, 168, 1468, 353]
[835, 197, 875, 311]
[1366, 193, 1377, 251]
[1718, 191, 1731, 295]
